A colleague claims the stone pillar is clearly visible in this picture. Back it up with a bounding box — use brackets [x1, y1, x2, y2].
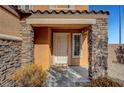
[88, 18, 108, 79]
[20, 20, 34, 64]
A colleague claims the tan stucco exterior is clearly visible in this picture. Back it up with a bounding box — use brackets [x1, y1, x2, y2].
[34, 27, 89, 68]
[34, 27, 51, 70]
[0, 6, 21, 37]
[33, 5, 89, 10]
[33, 5, 49, 10]
[80, 31, 89, 66]
[75, 5, 89, 10]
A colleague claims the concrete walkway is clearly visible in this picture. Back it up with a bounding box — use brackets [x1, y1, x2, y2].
[43, 66, 90, 87]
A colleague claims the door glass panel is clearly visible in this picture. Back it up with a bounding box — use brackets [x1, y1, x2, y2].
[74, 35, 80, 56]
[73, 34, 81, 58]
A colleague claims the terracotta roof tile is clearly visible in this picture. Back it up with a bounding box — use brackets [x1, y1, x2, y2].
[29, 10, 110, 15]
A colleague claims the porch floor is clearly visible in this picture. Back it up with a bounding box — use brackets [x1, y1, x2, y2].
[43, 66, 90, 87]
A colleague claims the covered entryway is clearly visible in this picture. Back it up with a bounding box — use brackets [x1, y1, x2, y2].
[28, 14, 96, 70]
[25, 11, 96, 70]
[34, 27, 89, 69]
[53, 33, 69, 65]
[21, 9, 109, 79]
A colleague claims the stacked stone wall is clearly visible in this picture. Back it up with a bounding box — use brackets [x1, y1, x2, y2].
[0, 34, 22, 86]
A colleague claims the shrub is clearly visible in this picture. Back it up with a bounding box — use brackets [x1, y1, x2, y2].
[90, 77, 122, 87]
[12, 64, 47, 87]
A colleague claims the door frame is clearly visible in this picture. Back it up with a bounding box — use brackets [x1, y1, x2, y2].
[52, 32, 70, 65]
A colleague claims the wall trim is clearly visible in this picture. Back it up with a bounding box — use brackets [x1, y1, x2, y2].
[26, 18, 96, 24]
[0, 34, 22, 41]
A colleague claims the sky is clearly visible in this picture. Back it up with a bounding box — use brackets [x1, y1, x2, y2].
[90, 5, 124, 44]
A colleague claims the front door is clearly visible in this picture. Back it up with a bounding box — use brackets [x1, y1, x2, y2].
[53, 33, 69, 65]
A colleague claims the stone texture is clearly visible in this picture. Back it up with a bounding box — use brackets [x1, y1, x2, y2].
[88, 18, 108, 79]
[0, 39, 22, 87]
[20, 20, 34, 64]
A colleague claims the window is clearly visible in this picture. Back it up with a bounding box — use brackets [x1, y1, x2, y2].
[18, 5, 32, 11]
[72, 33, 81, 58]
[49, 5, 75, 10]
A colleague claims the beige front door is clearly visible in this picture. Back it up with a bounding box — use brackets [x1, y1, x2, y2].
[53, 33, 69, 65]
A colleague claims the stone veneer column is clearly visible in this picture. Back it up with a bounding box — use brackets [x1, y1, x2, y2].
[88, 18, 108, 79]
[20, 20, 34, 63]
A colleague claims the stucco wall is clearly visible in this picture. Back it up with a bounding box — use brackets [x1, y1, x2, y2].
[33, 5, 89, 10]
[108, 44, 124, 63]
[0, 7, 21, 37]
[34, 27, 51, 70]
[33, 5, 49, 10]
[80, 31, 89, 67]
[33, 28, 89, 68]
[75, 5, 89, 10]
[108, 44, 124, 82]
[34, 28, 89, 67]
